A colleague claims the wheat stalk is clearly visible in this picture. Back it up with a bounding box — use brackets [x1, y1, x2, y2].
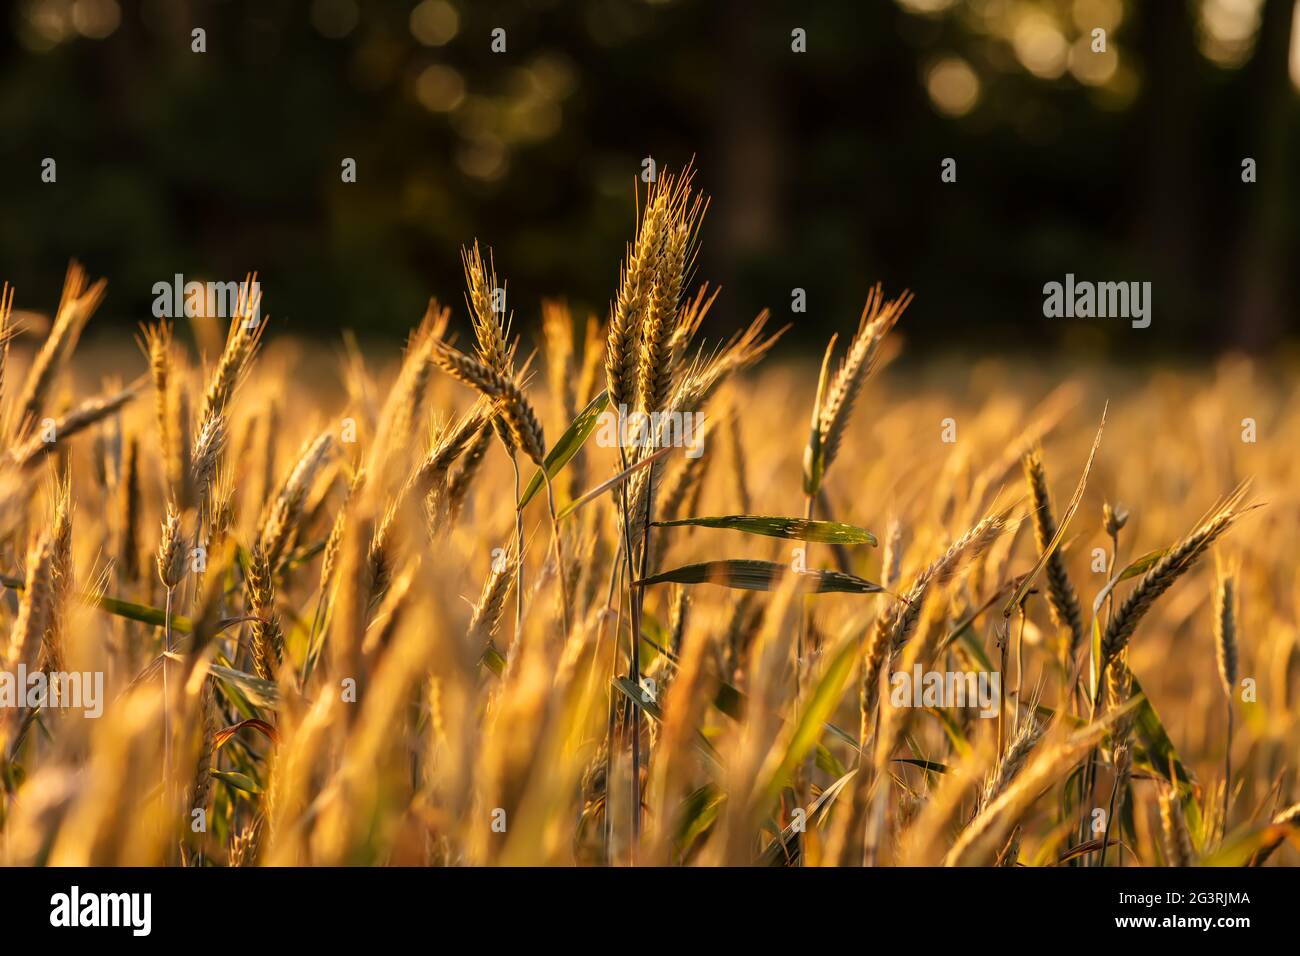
[860, 512, 1009, 735]
[808, 286, 910, 491]
[946, 720, 1109, 866]
[1213, 562, 1238, 835]
[1097, 489, 1252, 694]
[259, 432, 335, 569]
[1158, 785, 1194, 866]
[14, 263, 105, 438]
[10, 381, 142, 468]
[1022, 450, 1084, 660]
[246, 545, 284, 681]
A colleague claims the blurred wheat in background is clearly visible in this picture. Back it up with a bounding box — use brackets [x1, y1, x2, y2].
[0, 170, 1297, 868]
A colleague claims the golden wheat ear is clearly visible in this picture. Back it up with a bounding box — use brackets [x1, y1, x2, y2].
[1021, 449, 1084, 659]
[429, 337, 545, 466]
[9, 379, 143, 470]
[462, 241, 514, 374]
[0, 282, 16, 430]
[606, 171, 681, 415]
[14, 262, 106, 439]
[4, 531, 55, 673]
[1100, 487, 1257, 670]
[637, 174, 707, 417]
[815, 287, 912, 482]
[468, 537, 520, 655]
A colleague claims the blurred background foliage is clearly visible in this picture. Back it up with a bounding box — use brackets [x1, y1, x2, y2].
[0, 0, 1297, 356]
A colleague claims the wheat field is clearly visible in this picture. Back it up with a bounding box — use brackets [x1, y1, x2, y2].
[0, 170, 1297, 868]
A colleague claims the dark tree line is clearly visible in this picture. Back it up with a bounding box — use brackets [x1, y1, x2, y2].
[0, 0, 1294, 354]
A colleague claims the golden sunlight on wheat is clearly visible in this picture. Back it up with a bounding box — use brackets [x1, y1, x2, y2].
[0, 170, 1297, 869]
